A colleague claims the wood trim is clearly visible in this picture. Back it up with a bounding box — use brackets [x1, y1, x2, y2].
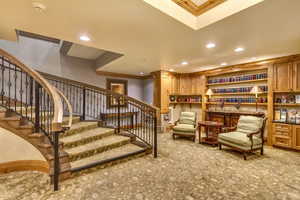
[0, 160, 49, 174]
[172, 0, 226, 16]
[0, 48, 63, 131]
[96, 70, 152, 80]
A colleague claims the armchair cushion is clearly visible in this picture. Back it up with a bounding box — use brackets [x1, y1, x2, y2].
[178, 112, 196, 125]
[218, 131, 262, 147]
[236, 116, 264, 134]
[173, 124, 196, 133]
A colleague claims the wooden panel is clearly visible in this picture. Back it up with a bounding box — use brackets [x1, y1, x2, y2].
[293, 61, 300, 92]
[172, 0, 226, 16]
[273, 136, 292, 148]
[293, 125, 300, 150]
[273, 62, 293, 92]
[0, 160, 49, 174]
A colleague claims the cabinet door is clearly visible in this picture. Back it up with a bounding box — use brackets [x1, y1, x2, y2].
[293, 125, 300, 150]
[161, 73, 171, 113]
[293, 61, 300, 92]
[273, 62, 293, 92]
[272, 123, 292, 148]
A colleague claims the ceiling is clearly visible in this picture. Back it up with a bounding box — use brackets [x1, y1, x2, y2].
[0, 0, 300, 76]
[67, 44, 106, 60]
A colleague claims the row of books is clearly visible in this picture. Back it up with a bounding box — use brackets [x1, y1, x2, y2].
[208, 73, 267, 84]
[209, 97, 268, 103]
[274, 109, 300, 124]
[212, 85, 268, 93]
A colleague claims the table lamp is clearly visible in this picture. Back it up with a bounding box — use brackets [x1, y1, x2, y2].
[250, 85, 263, 111]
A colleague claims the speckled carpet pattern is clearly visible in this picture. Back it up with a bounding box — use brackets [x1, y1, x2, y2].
[1, 133, 300, 200]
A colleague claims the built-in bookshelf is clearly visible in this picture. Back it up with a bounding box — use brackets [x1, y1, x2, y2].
[206, 70, 268, 107]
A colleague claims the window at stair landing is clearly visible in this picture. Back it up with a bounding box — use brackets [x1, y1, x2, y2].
[106, 79, 128, 108]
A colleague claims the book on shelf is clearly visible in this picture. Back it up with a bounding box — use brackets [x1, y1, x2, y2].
[296, 95, 300, 104]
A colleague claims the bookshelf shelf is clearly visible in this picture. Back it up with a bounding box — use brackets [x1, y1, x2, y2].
[211, 92, 268, 96]
[206, 78, 268, 86]
[274, 103, 300, 107]
[206, 102, 268, 106]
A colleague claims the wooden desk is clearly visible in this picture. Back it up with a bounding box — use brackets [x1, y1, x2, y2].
[198, 121, 224, 145]
[205, 110, 265, 127]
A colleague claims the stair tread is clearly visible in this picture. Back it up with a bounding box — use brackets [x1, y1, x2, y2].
[70, 143, 144, 169]
[67, 121, 98, 131]
[61, 127, 114, 144]
[65, 135, 130, 155]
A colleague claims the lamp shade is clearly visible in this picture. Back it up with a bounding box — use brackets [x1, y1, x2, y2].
[206, 89, 213, 96]
[250, 86, 263, 94]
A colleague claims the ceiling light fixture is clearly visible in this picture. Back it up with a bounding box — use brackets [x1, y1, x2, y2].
[80, 35, 91, 42]
[32, 1, 47, 12]
[234, 47, 244, 52]
[139, 72, 145, 75]
[169, 69, 175, 72]
[221, 62, 227, 66]
[181, 61, 188, 65]
[251, 57, 257, 60]
[206, 43, 216, 49]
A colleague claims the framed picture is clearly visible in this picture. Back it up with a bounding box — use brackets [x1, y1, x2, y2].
[106, 79, 128, 108]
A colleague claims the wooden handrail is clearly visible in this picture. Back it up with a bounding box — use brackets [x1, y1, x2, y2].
[0, 49, 63, 131]
[55, 87, 73, 129]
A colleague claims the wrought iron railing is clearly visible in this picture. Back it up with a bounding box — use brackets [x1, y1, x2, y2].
[44, 74, 159, 157]
[0, 49, 64, 191]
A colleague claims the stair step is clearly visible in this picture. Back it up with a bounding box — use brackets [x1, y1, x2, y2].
[66, 135, 131, 162]
[61, 127, 115, 149]
[0, 106, 35, 113]
[70, 143, 145, 170]
[61, 122, 99, 137]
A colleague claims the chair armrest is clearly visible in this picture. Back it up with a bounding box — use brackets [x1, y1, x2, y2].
[246, 131, 261, 138]
[174, 120, 179, 126]
[222, 126, 237, 133]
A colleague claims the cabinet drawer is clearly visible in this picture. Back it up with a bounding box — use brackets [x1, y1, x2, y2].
[273, 123, 292, 138]
[273, 136, 292, 148]
[273, 123, 291, 132]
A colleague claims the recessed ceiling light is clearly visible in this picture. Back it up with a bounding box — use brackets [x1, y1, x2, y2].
[234, 47, 244, 52]
[80, 35, 91, 41]
[206, 43, 216, 49]
[32, 2, 47, 12]
[169, 69, 175, 72]
[221, 62, 227, 66]
[139, 72, 145, 75]
[181, 61, 188, 65]
[251, 57, 257, 60]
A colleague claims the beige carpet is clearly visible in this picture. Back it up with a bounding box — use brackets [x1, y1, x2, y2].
[1, 133, 300, 200]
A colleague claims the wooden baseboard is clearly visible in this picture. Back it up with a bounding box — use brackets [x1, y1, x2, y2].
[0, 160, 49, 174]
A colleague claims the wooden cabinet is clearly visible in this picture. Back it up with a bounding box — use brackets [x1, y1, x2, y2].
[293, 61, 300, 92]
[272, 123, 300, 150]
[272, 123, 292, 148]
[273, 62, 293, 92]
[293, 125, 300, 150]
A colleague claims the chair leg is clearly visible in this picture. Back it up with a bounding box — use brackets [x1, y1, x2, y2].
[172, 134, 175, 140]
[260, 147, 264, 155]
[243, 152, 247, 160]
[219, 143, 222, 150]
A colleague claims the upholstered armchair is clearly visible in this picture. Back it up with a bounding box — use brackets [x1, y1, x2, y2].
[218, 115, 267, 160]
[172, 112, 197, 141]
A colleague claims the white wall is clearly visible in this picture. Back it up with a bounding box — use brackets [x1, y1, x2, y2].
[0, 36, 144, 101]
[0, 128, 45, 163]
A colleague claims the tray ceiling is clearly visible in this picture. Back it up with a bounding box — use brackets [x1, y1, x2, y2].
[172, 0, 226, 16]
